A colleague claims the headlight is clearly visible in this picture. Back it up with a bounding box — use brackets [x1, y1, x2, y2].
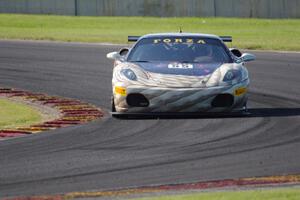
[223, 69, 242, 82]
[121, 69, 137, 81]
[206, 65, 248, 87]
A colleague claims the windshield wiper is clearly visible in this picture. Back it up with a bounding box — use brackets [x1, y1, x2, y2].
[180, 61, 194, 63]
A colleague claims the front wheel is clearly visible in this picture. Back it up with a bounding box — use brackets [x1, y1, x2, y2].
[243, 101, 248, 112]
[111, 96, 116, 112]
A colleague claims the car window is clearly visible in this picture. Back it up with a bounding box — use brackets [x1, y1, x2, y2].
[127, 37, 232, 63]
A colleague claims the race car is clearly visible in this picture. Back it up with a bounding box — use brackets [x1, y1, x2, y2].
[107, 33, 255, 114]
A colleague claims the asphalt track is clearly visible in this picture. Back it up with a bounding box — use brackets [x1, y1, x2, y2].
[0, 40, 299, 197]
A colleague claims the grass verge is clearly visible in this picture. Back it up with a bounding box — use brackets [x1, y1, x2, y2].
[132, 188, 300, 200]
[0, 98, 42, 129]
[0, 14, 300, 51]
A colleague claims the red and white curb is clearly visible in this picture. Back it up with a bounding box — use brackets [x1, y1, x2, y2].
[3, 174, 300, 200]
[0, 88, 103, 139]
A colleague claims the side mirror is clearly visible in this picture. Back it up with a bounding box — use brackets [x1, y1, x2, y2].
[106, 52, 121, 60]
[230, 48, 242, 57]
[241, 53, 256, 62]
[119, 48, 129, 56]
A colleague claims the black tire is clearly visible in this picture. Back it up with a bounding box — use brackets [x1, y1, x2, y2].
[243, 101, 248, 112]
[111, 96, 116, 112]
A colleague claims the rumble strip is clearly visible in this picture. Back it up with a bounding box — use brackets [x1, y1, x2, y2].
[0, 88, 103, 139]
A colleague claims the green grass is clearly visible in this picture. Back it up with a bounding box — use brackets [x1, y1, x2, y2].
[0, 14, 300, 51]
[132, 188, 300, 200]
[0, 98, 42, 129]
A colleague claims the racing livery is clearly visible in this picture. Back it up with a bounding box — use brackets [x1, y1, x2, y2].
[107, 33, 255, 113]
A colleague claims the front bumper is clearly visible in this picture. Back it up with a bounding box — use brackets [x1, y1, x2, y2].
[113, 79, 249, 113]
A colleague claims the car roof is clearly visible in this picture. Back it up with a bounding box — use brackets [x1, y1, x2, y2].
[140, 33, 222, 40]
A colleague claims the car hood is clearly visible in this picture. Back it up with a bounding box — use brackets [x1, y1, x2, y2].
[114, 62, 234, 88]
[135, 62, 222, 77]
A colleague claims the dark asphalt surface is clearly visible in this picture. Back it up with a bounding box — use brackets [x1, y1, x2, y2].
[0, 40, 299, 197]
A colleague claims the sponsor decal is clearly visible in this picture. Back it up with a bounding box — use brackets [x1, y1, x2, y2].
[153, 38, 206, 44]
[115, 86, 126, 96]
[168, 62, 194, 69]
[235, 87, 247, 96]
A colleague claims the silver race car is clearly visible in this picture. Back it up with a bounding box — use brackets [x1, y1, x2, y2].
[107, 33, 255, 114]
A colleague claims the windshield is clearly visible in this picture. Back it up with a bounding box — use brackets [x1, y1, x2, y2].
[127, 37, 232, 63]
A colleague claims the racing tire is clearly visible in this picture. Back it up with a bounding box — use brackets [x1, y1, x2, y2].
[240, 101, 251, 116]
[111, 96, 116, 112]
